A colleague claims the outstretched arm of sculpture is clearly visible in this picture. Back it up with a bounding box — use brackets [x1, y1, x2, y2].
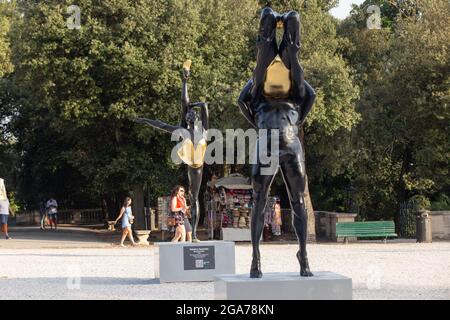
[134, 118, 182, 135]
[181, 60, 192, 129]
[297, 80, 316, 126]
[238, 79, 258, 129]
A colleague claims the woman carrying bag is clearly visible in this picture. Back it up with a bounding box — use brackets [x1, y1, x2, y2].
[114, 197, 137, 247]
[170, 185, 190, 242]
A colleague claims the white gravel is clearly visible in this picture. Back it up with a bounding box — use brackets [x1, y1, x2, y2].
[1, 242, 449, 300]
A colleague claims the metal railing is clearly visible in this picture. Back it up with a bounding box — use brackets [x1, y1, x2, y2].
[12, 209, 104, 226]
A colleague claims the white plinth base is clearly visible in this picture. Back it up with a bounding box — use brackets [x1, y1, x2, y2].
[155, 241, 235, 283]
[214, 271, 352, 300]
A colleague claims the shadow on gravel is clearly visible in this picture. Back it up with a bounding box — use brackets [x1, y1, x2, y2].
[1, 277, 160, 286]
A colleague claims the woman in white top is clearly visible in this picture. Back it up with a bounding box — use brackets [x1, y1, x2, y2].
[0, 179, 14, 240]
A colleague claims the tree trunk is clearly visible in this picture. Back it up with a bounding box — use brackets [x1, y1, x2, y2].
[101, 198, 109, 221]
[395, 148, 412, 234]
[104, 194, 122, 221]
[223, 164, 231, 177]
[132, 185, 146, 230]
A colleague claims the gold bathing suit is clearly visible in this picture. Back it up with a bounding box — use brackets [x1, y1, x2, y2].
[177, 138, 207, 168]
[263, 55, 292, 100]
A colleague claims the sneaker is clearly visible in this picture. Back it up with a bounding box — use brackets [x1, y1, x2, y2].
[5, 235, 11, 240]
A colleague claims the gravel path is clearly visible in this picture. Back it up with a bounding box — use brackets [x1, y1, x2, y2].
[1, 242, 449, 300]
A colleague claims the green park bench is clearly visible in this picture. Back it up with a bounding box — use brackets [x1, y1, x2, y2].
[335, 221, 397, 244]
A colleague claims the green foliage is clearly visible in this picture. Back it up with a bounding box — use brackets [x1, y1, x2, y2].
[0, 1, 16, 196]
[7, 191, 19, 214]
[408, 195, 431, 211]
[335, 0, 450, 219]
[431, 194, 450, 211]
[0, 2, 13, 78]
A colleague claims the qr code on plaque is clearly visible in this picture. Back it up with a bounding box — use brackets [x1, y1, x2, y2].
[195, 260, 204, 268]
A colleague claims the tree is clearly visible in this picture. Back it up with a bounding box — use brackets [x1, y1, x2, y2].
[338, 0, 450, 224]
[0, 0, 16, 195]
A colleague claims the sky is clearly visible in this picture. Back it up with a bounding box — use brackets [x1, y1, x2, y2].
[329, 0, 366, 20]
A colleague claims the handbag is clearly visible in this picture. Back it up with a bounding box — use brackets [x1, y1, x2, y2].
[167, 216, 176, 227]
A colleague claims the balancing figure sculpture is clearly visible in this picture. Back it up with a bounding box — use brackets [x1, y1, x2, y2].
[237, 7, 316, 278]
[135, 60, 208, 242]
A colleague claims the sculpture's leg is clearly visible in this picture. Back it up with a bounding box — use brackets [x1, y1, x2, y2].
[279, 152, 313, 277]
[188, 166, 203, 241]
[250, 160, 277, 278]
[251, 6, 279, 104]
[279, 10, 306, 100]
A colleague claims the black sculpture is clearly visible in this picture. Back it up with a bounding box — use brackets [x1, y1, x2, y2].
[238, 7, 316, 278]
[135, 60, 208, 242]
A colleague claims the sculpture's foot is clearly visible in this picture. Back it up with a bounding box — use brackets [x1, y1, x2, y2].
[297, 251, 313, 277]
[192, 238, 201, 243]
[250, 259, 263, 278]
[250, 268, 263, 278]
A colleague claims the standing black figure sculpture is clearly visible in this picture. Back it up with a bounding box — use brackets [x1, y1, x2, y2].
[135, 60, 208, 242]
[238, 7, 316, 278]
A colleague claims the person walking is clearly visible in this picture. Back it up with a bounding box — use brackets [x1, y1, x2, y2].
[114, 197, 137, 247]
[46, 198, 58, 230]
[0, 178, 14, 240]
[170, 186, 189, 242]
[39, 198, 47, 230]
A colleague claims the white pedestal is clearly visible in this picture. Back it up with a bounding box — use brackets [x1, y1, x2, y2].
[214, 272, 352, 300]
[135, 230, 151, 245]
[155, 241, 235, 283]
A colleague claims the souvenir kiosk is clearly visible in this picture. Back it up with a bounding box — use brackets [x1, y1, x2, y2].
[205, 173, 253, 241]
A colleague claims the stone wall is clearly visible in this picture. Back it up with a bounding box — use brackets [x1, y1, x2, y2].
[314, 211, 357, 242]
[430, 211, 450, 240]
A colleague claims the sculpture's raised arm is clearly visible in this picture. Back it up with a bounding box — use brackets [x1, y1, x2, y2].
[180, 60, 192, 129]
[237, 79, 258, 129]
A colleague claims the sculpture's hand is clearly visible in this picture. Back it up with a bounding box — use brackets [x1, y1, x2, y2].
[183, 59, 192, 79]
[275, 12, 283, 27]
[183, 69, 190, 79]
